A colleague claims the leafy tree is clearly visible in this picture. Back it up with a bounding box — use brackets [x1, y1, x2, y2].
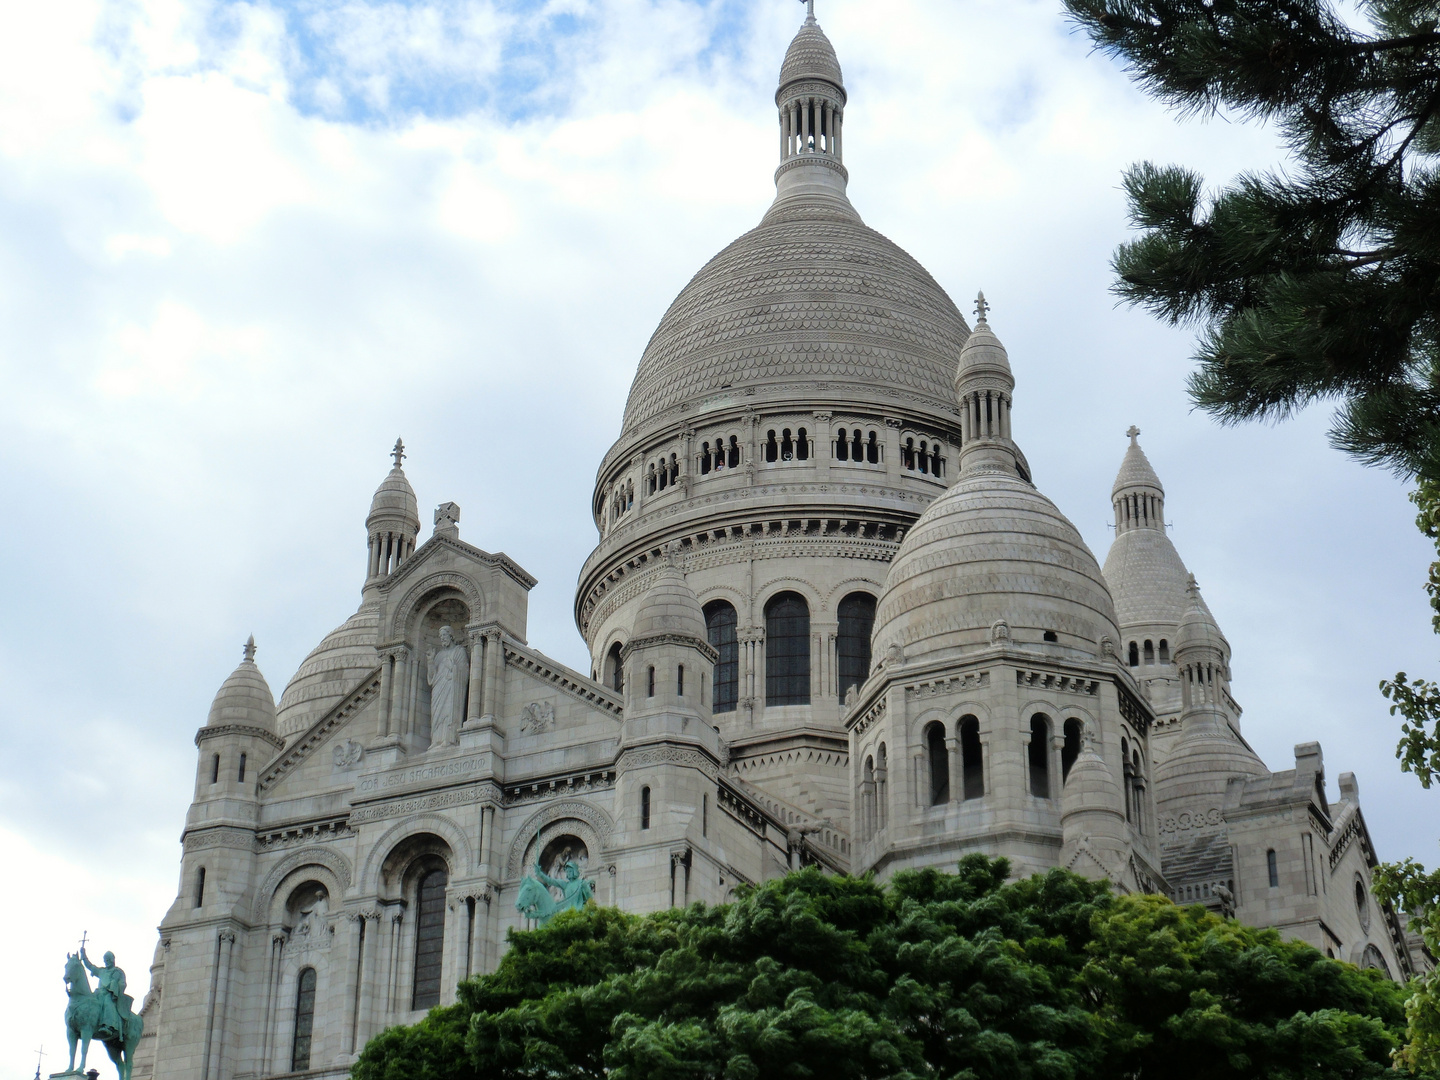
[1061, 0, 1440, 481]
[353, 858, 1413, 1080]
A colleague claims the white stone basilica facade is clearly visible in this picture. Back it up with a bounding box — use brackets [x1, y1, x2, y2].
[134, 13, 1427, 1080]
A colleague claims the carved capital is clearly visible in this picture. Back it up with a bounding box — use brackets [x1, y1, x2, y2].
[218, 931, 237, 946]
[812, 411, 831, 423]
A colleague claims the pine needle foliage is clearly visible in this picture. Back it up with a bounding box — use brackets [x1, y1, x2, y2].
[1062, 0, 1440, 481]
[351, 858, 1414, 1080]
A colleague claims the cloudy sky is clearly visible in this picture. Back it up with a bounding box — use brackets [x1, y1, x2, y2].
[1, 0, 1435, 1071]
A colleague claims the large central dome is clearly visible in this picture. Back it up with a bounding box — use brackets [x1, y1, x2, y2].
[620, 201, 973, 434]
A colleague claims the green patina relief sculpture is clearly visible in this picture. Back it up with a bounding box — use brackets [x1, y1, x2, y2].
[62, 946, 143, 1080]
[514, 834, 595, 924]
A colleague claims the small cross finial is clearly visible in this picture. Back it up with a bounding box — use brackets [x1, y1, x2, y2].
[391, 438, 406, 469]
[800, 0, 815, 21]
[1126, 425, 1140, 443]
[243, 635, 256, 662]
[974, 291, 989, 322]
[1185, 573, 1200, 599]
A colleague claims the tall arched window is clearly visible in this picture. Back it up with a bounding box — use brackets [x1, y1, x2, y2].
[1158, 639, 1170, 664]
[876, 743, 889, 828]
[862, 755, 876, 837]
[194, 867, 206, 908]
[606, 642, 624, 694]
[764, 592, 810, 706]
[705, 601, 738, 713]
[411, 867, 448, 1010]
[210, 753, 220, 784]
[641, 786, 651, 830]
[960, 716, 984, 799]
[1121, 736, 1132, 820]
[237, 753, 247, 783]
[1143, 640, 1155, 665]
[291, 967, 317, 1071]
[1061, 718, 1082, 781]
[1267, 849, 1279, 888]
[925, 722, 949, 805]
[837, 593, 876, 702]
[1028, 715, 1051, 798]
[1128, 641, 1140, 667]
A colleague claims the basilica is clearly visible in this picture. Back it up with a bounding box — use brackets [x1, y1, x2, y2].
[133, 12, 1428, 1080]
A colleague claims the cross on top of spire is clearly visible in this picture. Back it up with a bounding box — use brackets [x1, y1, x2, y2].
[1126, 425, 1140, 444]
[974, 291, 989, 322]
[1185, 573, 1201, 600]
[243, 635, 256, 662]
[799, 0, 815, 21]
[391, 438, 406, 469]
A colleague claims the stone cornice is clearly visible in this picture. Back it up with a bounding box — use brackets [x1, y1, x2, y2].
[619, 633, 719, 664]
[504, 641, 624, 716]
[195, 724, 285, 750]
[381, 532, 538, 593]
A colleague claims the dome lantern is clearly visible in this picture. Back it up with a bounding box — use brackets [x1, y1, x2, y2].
[1112, 426, 1165, 535]
[365, 438, 421, 592]
[954, 294, 1023, 477]
[773, 4, 851, 211]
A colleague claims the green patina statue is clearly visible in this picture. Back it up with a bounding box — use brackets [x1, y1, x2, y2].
[514, 835, 595, 924]
[63, 946, 143, 1080]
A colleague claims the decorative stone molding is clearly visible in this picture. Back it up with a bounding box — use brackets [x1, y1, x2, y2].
[256, 817, 351, 849]
[850, 696, 886, 737]
[252, 847, 354, 921]
[504, 644, 623, 716]
[183, 826, 255, 851]
[350, 784, 498, 826]
[519, 701, 556, 735]
[1158, 807, 1223, 834]
[332, 739, 365, 770]
[386, 569, 484, 636]
[905, 671, 989, 700]
[1015, 670, 1098, 696]
[616, 745, 720, 780]
[620, 633, 720, 664]
[504, 771, 615, 806]
[358, 812, 476, 890]
[195, 724, 286, 750]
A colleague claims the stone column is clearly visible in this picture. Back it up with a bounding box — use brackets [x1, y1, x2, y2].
[203, 930, 237, 1080]
[377, 651, 394, 737]
[947, 734, 961, 805]
[884, 418, 902, 485]
[260, 932, 285, 1072]
[466, 628, 485, 723]
[482, 629, 505, 721]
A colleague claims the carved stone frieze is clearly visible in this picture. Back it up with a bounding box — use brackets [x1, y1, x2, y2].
[1158, 807, 1223, 834]
[616, 745, 720, 780]
[350, 783, 497, 826]
[183, 825, 255, 851]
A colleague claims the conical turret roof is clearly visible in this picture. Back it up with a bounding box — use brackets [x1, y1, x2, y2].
[368, 438, 419, 528]
[1112, 427, 1164, 497]
[778, 13, 844, 95]
[632, 556, 706, 641]
[206, 636, 278, 730]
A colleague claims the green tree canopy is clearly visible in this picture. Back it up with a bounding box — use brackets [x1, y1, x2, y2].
[1062, 0, 1440, 480]
[353, 858, 1413, 1080]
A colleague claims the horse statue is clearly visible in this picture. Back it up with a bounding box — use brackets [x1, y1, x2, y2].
[64, 949, 143, 1080]
[514, 834, 595, 925]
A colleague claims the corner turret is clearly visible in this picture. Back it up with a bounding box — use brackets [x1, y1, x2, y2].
[364, 439, 421, 594]
[953, 294, 1024, 479]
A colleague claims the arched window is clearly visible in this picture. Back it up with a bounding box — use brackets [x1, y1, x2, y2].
[764, 430, 778, 462]
[1267, 849, 1279, 888]
[728, 437, 740, 468]
[648, 463, 658, 493]
[657, 460, 667, 490]
[700, 442, 712, 474]
[705, 601, 739, 713]
[796, 427, 810, 460]
[925, 722, 949, 804]
[862, 755, 876, 837]
[866, 431, 879, 463]
[237, 753, 247, 783]
[837, 593, 876, 702]
[1158, 639, 1170, 664]
[902, 438, 914, 469]
[669, 455, 679, 485]
[1143, 640, 1155, 665]
[1121, 736, 1132, 820]
[931, 446, 943, 476]
[647, 666, 656, 697]
[960, 716, 984, 799]
[1128, 641, 1139, 667]
[1131, 748, 1144, 832]
[606, 642, 624, 694]
[641, 786, 651, 830]
[764, 592, 811, 706]
[876, 743, 889, 828]
[780, 429, 794, 461]
[1061, 718, 1082, 781]
[835, 428, 850, 460]
[194, 867, 206, 908]
[1028, 715, 1051, 798]
[677, 664, 685, 697]
[411, 867, 448, 1010]
[852, 428, 863, 460]
[210, 753, 220, 784]
[291, 967, 317, 1071]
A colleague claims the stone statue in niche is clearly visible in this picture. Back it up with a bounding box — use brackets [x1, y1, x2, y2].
[295, 893, 328, 940]
[520, 701, 555, 735]
[427, 625, 469, 747]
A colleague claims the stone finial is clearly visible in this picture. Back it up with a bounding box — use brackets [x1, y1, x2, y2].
[391, 438, 406, 469]
[974, 290, 990, 323]
[1185, 573, 1200, 600]
[1126, 425, 1140, 444]
[434, 502, 460, 532]
[243, 635, 256, 662]
[800, 0, 815, 21]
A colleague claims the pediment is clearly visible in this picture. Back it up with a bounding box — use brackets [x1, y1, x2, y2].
[381, 533, 536, 595]
[257, 665, 382, 794]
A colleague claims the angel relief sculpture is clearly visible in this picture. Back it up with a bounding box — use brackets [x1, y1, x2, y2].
[514, 834, 595, 925]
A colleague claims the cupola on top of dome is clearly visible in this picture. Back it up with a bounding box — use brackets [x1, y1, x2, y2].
[368, 438, 420, 529]
[1111, 426, 1164, 528]
[206, 636, 277, 731]
[778, 5, 845, 100]
[1175, 576, 1228, 659]
[954, 291, 1014, 393]
[631, 552, 707, 643]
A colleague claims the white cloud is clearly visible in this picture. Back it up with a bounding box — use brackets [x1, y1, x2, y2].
[0, 1, 1435, 1075]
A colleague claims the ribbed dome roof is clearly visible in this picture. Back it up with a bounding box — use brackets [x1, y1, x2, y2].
[1176, 579, 1228, 655]
[207, 637, 277, 730]
[954, 303, 1011, 389]
[276, 605, 380, 738]
[778, 16, 843, 94]
[369, 465, 419, 526]
[620, 203, 971, 433]
[872, 470, 1119, 661]
[632, 561, 706, 640]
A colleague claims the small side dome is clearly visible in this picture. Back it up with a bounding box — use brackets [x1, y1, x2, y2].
[1060, 725, 1123, 823]
[1176, 577, 1228, 656]
[631, 558, 706, 641]
[277, 606, 381, 737]
[207, 636, 277, 730]
[778, 14, 844, 98]
[872, 469, 1119, 662]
